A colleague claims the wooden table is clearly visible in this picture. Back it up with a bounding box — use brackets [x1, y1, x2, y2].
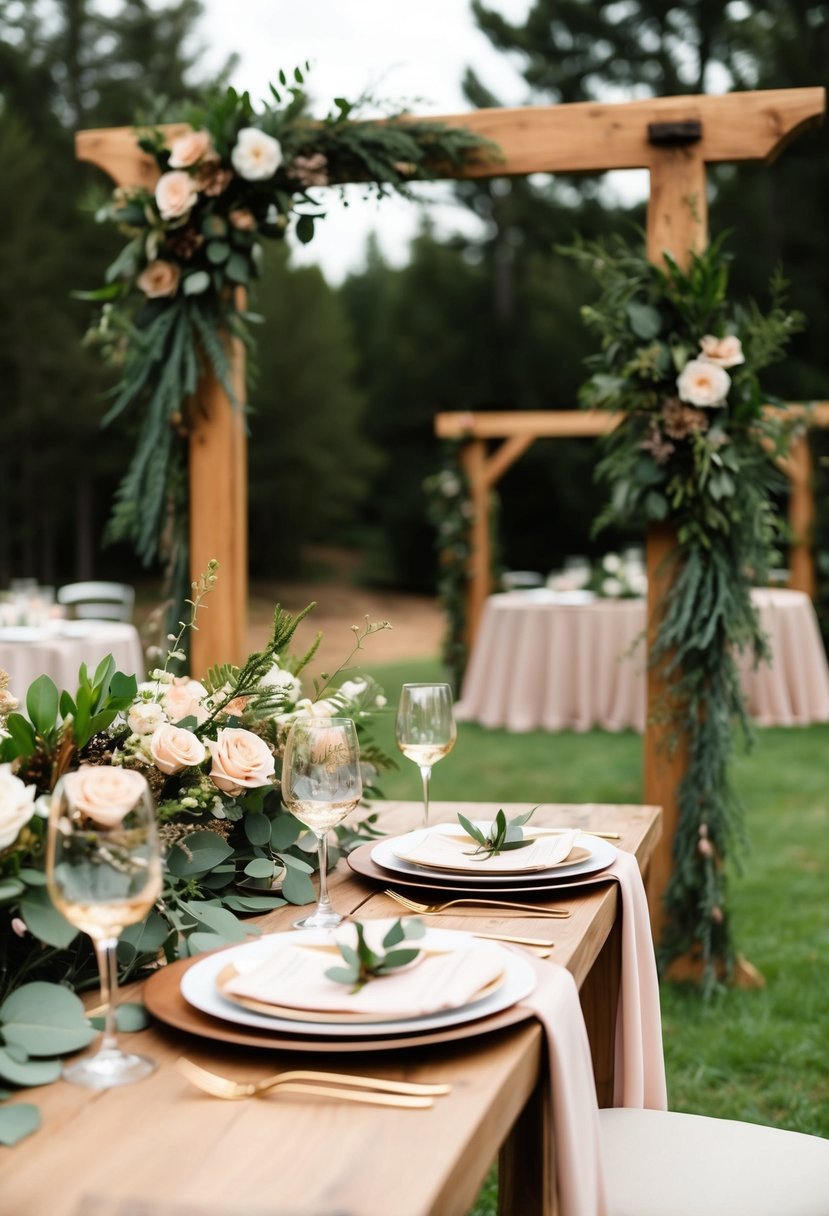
[0, 801, 661, 1216]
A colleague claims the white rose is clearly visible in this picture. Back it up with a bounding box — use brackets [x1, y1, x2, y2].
[154, 170, 198, 220]
[128, 701, 166, 736]
[601, 577, 623, 598]
[676, 359, 731, 408]
[60, 766, 148, 829]
[293, 698, 337, 719]
[163, 678, 208, 725]
[337, 679, 367, 702]
[602, 554, 622, 574]
[149, 724, 207, 775]
[260, 665, 302, 702]
[0, 766, 36, 850]
[206, 728, 275, 796]
[699, 334, 744, 369]
[231, 128, 282, 181]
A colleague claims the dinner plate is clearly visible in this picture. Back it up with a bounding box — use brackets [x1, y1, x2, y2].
[348, 840, 618, 897]
[180, 927, 536, 1039]
[390, 824, 590, 876]
[372, 828, 615, 887]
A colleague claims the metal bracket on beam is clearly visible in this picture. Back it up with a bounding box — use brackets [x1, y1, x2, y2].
[647, 120, 703, 146]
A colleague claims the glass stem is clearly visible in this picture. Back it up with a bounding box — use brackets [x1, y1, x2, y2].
[93, 937, 120, 1054]
[316, 832, 332, 914]
[420, 765, 432, 827]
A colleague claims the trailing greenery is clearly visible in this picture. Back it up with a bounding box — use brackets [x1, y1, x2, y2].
[424, 448, 475, 692]
[81, 73, 498, 632]
[563, 232, 804, 990]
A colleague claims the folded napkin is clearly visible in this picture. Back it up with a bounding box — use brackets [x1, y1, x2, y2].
[221, 926, 506, 1019]
[519, 959, 609, 1216]
[394, 825, 581, 874]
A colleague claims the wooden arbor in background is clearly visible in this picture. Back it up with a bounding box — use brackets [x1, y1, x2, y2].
[77, 87, 825, 940]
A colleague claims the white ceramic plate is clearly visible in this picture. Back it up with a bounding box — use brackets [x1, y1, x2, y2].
[180, 927, 536, 1038]
[372, 825, 615, 887]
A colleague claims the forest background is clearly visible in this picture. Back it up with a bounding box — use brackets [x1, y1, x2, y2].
[2, 0, 829, 635]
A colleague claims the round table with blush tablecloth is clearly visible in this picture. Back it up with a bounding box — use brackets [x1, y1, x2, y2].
[455, 588, 829, 733]
[0, 620, 145, 697]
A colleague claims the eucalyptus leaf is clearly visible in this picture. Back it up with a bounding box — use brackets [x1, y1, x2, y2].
[180, 901, 249, 942]
[243, 858, 275, 879]
[244, 812, 271, 847]
[166, 831, 234, 878]
[0, 1104, 40, 1147]
[0, 982, 95, 1057]
[280, 867, 316, 905]
[182, 271, 211, 296]
[89, 1003, 149, 1034]
[18, 869, 47, 887]
[0, 1050, 61, 1088]
[0, 878, 25, 902]
[19, 887, 79, 949]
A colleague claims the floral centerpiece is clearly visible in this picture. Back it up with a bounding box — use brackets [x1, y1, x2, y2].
[565, 232, 804, 988]
[0, 568, 393, 1112]
[81, 71, 497, 634]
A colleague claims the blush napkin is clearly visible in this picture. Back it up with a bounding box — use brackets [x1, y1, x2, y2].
[518, 846, 667, 1216]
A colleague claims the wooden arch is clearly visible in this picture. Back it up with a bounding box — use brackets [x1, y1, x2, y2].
[77, 87, 825, 942]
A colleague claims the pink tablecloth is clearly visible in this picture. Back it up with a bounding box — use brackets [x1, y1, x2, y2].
[0, 621, 145, 697]
[456, 588, 829, 732]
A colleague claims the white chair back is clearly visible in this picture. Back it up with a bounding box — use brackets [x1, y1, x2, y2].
[57, 581, 135, 622]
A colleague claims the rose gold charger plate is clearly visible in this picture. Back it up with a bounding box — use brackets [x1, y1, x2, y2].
[143, 952, 534, 1054]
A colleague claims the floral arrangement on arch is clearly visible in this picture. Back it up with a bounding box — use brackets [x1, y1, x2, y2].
[566, 231, 804, 990]
[0, 569, 392, 1027]
[80, 71, 496, 632]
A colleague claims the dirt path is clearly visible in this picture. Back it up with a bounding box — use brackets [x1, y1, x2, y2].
[246, 549, 444, 677]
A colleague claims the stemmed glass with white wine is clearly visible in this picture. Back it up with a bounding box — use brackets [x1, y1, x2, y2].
[46, 767, 162, 1088]
[281, 716, 363, 930]
[395, 683, 457, 827]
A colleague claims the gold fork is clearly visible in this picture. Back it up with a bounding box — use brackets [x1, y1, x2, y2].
[177, 1058, 447, 1107]
[384, 889, 570, 919]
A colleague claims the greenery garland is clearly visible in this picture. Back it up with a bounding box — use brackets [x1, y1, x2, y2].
[80, 70, 497, 632]
[565, 232, 804, 990]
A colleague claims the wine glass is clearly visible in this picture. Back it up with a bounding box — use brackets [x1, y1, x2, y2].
[395, 683, 457, 827]
[46, 768, 162, 1089]
[281, 716, 363, 930]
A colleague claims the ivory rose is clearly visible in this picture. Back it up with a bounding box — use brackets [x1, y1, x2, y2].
[676, 359, 731, 409]
[149, 724, 207, 775]
[206, 728, 275, 795]
[163, 678, 208, 724]
[168, 130, 214, 169]
[61, 766, 148, 828]
[128, 700, 166, 736]
[231, 128, 282, 181]
[699, 334, 744, 368]
[137, 260, 180, 299]
[155, 170, 198, 220]
[0, 766, 36, 850]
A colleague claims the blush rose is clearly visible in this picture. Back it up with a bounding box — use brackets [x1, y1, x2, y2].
[155, 170, 198, 220]
[699, 334, 744, 368]
[149, 724, 207, 775]
[61, 766, 149, 828]
[167, 130, 215, 169]
[137, 260, 180, 299]
[206, 728, 275, 795]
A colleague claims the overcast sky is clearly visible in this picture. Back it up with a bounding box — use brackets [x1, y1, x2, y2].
[198, 0, 534, 281]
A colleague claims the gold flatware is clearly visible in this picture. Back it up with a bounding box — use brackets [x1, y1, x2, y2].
[177, 1058, 447, 1106]
[384, 889, 570, 919]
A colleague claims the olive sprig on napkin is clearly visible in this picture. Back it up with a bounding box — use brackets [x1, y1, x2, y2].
[325, 919, 427, 993]
[458, 807, 539, 858]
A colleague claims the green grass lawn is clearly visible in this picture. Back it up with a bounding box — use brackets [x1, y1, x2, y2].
[356, 657, 829, 1214]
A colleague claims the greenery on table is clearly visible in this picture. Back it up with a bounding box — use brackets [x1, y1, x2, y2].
[564, 233, 804, 990]
[325, 919, 427, 992]
[80, 73, 497, 635]
[458, 807, 538, 858]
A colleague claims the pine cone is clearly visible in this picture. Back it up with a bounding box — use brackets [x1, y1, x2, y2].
[14, 749, 55, 796]
[79, 732, 117, 765]
[165, 227, 204, 260]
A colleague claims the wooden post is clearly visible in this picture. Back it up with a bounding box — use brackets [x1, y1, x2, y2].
[643, 142, 707, 937]
[785, 433, 816, 598]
